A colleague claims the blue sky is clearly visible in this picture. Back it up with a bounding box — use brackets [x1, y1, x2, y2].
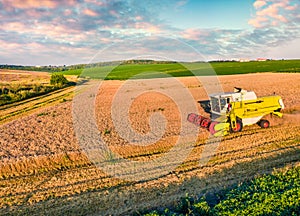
[0, 0, 299, 65]
[161, 0, 253, 29]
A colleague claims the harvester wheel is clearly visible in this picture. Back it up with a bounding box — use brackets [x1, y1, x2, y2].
[259, 119, 270, 128]
[230, 119, 243, 132]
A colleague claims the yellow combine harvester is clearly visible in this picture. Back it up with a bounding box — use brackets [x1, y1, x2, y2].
[188, 87, 285, 136]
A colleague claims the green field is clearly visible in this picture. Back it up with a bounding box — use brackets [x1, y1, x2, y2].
[145, 165, 300, 216]
[59, 59, 300, 80]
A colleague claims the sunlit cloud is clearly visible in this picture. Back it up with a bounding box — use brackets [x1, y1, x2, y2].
[83, 9, 99, 17]
[180, 29, 211, 41]
[253, 0, 267, 9]
[249, 0, 298, 28]
[1, 0, 59, 9]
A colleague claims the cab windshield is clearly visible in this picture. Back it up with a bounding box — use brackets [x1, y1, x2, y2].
[211, 97, 220, 113]
[211, 96, 228, 113]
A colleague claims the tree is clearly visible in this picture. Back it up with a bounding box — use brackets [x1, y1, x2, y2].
[50, 74, 68, 86]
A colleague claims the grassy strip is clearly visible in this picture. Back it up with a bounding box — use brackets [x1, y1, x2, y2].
[211, 59, 300, 75]
[0, 86, 74, 124]
[0, 74, 75, 106]
[144, 165, 300, 216]
[0, 91, 72, 122]
[58, 60, 300, 79]
[0, 85, 59, 106]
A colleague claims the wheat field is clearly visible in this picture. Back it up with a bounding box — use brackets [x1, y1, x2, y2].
[0, 73, 300, 215]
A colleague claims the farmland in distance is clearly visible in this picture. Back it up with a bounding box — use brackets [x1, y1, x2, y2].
[57, 59, 300, 79]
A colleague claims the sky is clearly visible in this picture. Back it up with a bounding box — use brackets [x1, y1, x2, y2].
[0, 0, 299, 66]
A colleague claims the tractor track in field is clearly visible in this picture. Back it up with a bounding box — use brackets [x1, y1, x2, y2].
[0, 73, 300, 215]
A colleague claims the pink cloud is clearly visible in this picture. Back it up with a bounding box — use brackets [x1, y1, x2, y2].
[275, 14, 288, 22]
[253, 0, 267, 9]
[64, 0, 78, 6]
[64, 9, 73, 16]
[0, 40, 22, 50]
[84, 0, 105, 6]
[248, 16, 268, 28]
[2, 22, 27, 33]
[271, 20, 278, 26]
[109, 10, 119, 17]
[2, 0, 78, 10]
[24, 42, 45, 50]
[83, 9, 98, 17]
[257, 3, 287, 22]
[248, 0, 292, 28]
[286, 5, 298, 10]
[135, 16, 143, 21]
[1, 0, 58, 9]
[134, 22, 161, 34]
[25, 9, 45, 18]
[0, 20, 83, 45]
[181, 28, 210, 40]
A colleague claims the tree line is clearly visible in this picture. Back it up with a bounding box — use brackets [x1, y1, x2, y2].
[0, 60, 179, 73]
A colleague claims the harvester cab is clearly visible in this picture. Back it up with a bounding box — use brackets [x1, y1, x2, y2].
[188, 87, 285, 136]
[209, 87, 257, 118]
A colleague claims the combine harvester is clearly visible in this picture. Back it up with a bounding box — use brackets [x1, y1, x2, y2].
[188, 87, 285, 136]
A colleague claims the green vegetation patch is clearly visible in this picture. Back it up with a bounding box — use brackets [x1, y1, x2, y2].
[211, 59, 300, 75]
[50, 74, 69, 86]
[60, 63, 200, 79]
[144, 166, 300, 216]
[59, 59, 300, 80]
[0, 74, 72, 106]
[2, 60, 300, 80]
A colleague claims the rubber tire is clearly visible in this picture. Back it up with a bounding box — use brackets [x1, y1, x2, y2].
[259, 119, 270, 128]
[230, 119, 243, 132]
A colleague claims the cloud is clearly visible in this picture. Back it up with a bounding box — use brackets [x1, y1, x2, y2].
[256, 3, 287, 22]
[83, 9, 99, 17]
[248, 0, 298, 28]
[0, 0, 299, 65]
[253, 0, 267, 9]
[84, 0, 105, 6]
[175, 0, 188, 9]
[248, 16, 268, 28]
[0, 0, 77, 10]
[0, 0, 174, 65]
[0, 0, 161, 38]
[244, 0, 300, 59]
[180, 29, 211, 41]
